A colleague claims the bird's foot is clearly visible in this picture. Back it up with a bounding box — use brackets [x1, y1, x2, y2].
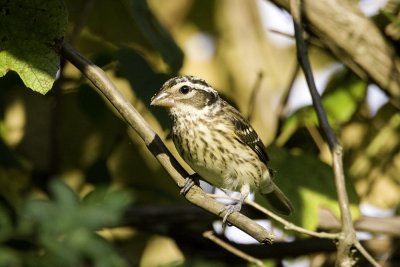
[221, 202, 242, 226]
[180, 173, 200, 195]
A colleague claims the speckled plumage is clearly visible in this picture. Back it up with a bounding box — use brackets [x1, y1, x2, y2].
[151, 75, 293, 221]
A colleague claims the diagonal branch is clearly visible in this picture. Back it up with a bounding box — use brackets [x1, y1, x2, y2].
[60, 42, 274, 244]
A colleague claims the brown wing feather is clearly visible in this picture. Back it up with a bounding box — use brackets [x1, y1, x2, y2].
[227, 106, 269, 164]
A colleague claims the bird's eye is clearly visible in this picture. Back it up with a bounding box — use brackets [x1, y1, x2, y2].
[179, 85, 190, 94]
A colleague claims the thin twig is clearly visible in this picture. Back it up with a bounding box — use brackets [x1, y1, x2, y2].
[60, 42, 275, 243]
[289, 1, 379, 266]
[275, 62, 300, 145]
[268, 28, 326, 50]
[276, 63, 299, 122]
[249, 200, 340, 239]
[354, 241, 381, 267]
[247, 71, 264, 121]
[268, 28, 295, 40]
[290, 0, 338, 149]
[203, 231, 265, 267]
[207, 194, 339, 239]
[304, 122, 327, 154]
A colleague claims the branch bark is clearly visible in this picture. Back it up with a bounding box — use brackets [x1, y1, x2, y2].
[60, 42, 274, 243]
[270, 0, 400, 108]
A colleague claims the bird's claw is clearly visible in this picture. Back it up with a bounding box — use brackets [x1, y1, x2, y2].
[180, 173, 200, 195]
[221, 203, 242, 227]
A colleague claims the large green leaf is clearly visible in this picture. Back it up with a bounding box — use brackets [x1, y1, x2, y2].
[0, 0, 67, 94]
[129, 0, 183, 73]
[257, 146, 360, 232]
[21, 180, 131, 267]
[323, 71, 367, 126]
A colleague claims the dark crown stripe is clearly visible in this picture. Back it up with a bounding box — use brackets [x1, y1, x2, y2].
[164, 76, 187, 89]
[187, 76, 210, 87]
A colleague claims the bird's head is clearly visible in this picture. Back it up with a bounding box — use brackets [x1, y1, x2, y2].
[151, 76, 220, 115]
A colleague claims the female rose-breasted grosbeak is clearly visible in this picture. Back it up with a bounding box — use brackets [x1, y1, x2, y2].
[151, 75, 293, 222]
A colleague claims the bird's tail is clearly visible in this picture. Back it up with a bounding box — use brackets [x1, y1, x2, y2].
[260, 183, 293, 215]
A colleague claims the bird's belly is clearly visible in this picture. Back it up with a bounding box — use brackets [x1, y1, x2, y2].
[172, 121, 267, 191]
[188, 160, 226, 188]
[180, 141, 265, 191]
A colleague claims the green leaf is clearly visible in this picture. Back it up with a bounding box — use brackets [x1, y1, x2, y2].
[0, 247, 20, 267]
[81, 187, 132, 229]
[258, 146, 360, 231]
[21, 180, 131, 267]
[129, 0, 184, 72]
[115, 48, 171, 128]
[278, 70, 366, 145]
[0, 0, 68, 94]
[381, 9, 400, 26]
[323, 71, 367, 126]
[50, 179, 80, 211]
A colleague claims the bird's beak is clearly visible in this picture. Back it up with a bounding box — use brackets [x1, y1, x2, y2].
[150, 91, 175, 108]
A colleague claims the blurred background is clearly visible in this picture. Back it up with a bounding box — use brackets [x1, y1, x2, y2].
[0, 0, 399, 266]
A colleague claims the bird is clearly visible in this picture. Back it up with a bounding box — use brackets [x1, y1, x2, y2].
[151, 75, 293, 223]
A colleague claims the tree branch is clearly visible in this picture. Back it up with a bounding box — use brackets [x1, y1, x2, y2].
[270, 0, 400, 108]
[123, 204, 400, 237]
[60, 42, 274, 243]
[121, 204, 396, 262]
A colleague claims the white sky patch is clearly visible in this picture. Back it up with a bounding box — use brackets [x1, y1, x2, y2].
[213, 216, 291, 245]
[257, 0, 295, 47]
[360, 202, 396, 218]
[286, 63, 344, 115]
[356, 202, 395, 240]
[359, 0, 389, 16]
[185, 32, 215, 62]
[283, 258, 311, 267]
[55, 67, 61, 80]
[366, 84, 389, 116]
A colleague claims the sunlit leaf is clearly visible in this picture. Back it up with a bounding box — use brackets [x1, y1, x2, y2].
[0, 0, 67, 94]
[347, 104, 400, 208]
[323, 71, 367, 126]
[278, 70, 366, 145]
[257, 146, 360, 231]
